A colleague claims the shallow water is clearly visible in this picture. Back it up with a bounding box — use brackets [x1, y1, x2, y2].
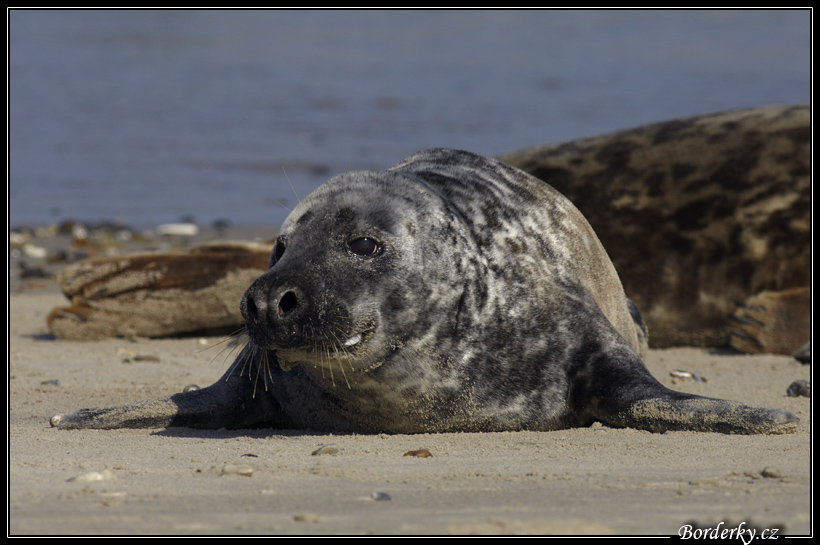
[9, 9, 810, 229]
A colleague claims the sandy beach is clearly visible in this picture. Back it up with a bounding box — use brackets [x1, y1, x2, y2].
[8, 258, 810, 536]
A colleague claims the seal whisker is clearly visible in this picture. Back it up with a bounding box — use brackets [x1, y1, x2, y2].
[323, 344, 336, 388]
[251, 348, 264, 398]
[310, 323, 335, 387]
[224, 342, 252, 382]
[208, 330, 249, 370]
[196, 326, 248, 355]
[264, 350, 275, 390]
[330, 324, 356, 377]
[282, 166, 302, 205]
[269, 198, 293, 214]
[327, 343, 336, 388]
[327, 328, 352, 389]
[254, 349, 269, 394]
[338, 332, 360, 384]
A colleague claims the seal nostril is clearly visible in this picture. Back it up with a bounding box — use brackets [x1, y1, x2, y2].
[278, 291, 298, 318]
[245, 295, 259, 320]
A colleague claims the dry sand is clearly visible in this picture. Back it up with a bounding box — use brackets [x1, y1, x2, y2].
[8, 279, 811, 536]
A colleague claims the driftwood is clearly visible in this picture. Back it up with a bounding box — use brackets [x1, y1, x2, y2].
[47, 241, 271, 340]
[47, 105, 809, 356]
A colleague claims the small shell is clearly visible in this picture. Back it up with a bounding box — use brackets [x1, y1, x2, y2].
[403, 449, 433, 458]
[311, 444, 340, 456]
[670, 370, 707, 383]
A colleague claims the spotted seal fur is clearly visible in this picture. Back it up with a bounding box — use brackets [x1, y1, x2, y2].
[51, 149, 797, 434]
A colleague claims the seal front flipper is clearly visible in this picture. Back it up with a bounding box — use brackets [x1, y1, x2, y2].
[52, 348, 287, 430]
[571, 345, 799, 435]
[619, 393, 799, 435]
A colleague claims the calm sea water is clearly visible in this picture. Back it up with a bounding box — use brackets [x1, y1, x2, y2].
[9, 9, 810, 229]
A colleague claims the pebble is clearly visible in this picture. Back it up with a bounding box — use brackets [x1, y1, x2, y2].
[670, 369, 707, 383]
[311, 444, 340, 456]
[403, 449, 433, 458]
[688, 477, 719, 486]
[67, 469, 115, 483]
[22, 243, 48, 259]
[793, 342, 810, 364]
[760, 467, 783, 479]
[9, 231, 29, 247]
[221, 464, 254, 477]
[132, 354, 160, 362]
[19, 262, 48, 278]
[155, 223, 199, 237]
[787, 380, 810, 397]
[98, 491, 127, 506]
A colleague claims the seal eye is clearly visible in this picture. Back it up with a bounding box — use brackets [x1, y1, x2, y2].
[348, 237, 380, 257]
[270, 237, 286, 266]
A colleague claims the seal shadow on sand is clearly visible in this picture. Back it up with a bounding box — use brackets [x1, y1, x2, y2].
[45, 108, 808, 436]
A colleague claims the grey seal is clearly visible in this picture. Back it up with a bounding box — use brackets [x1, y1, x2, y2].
[52, 149, 797, 434]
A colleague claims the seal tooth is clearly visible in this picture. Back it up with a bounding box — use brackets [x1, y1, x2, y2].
[343, 333, 362, 347]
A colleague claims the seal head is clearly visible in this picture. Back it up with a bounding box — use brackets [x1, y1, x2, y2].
[241, 168, 466, 378]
